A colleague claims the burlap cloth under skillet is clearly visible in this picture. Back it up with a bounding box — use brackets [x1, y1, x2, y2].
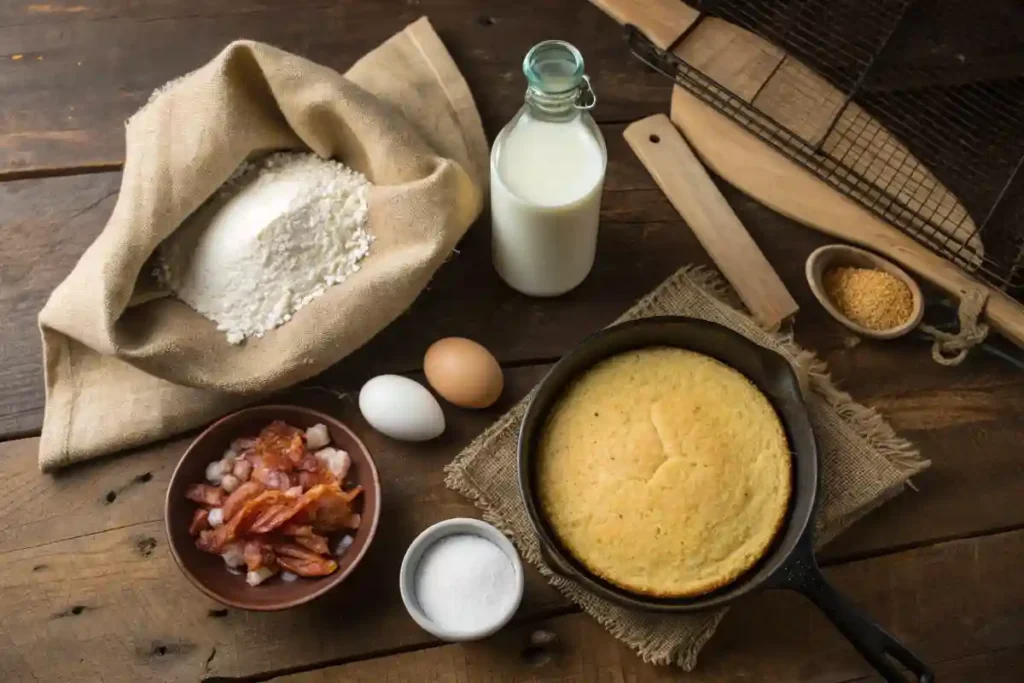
[38, 18, 488, 471]
[446, 266, 930, 670]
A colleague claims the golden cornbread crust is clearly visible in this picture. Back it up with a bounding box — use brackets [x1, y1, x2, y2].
[537, 347, 791, 598]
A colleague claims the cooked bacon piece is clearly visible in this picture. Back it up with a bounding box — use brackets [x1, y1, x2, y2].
[297, 465, 339, 491]
[273, 541, 338, 576]
[248, 483, 330, 534]
[284, 434, 306, 467]
[244, 539, 278, 572]
[279, 523, 330, 554]
[255, 421, 305, 470]
[196, 528, 221, 554]
[277, 554, 338, 577]
[297, 471, 320, 491]
[185, 483, 225, 508]
[189, 508, 210, 536]
[292, 531, 330, 556]
[280, 523, 314, 537]
[248, 498, 308, 534]
[309, 485, 363, 532]
[261, 420, 302, 440]
[221, 480, 265, 521]
[252, 465, 292, 491]
[196, 490, 291, 553]
[274, 541, 322, 560]
[297, 453, 322, 473]
[255, 446, 290, 472]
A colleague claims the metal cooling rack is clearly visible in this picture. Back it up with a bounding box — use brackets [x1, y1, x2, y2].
[627, 0, 1024, 299]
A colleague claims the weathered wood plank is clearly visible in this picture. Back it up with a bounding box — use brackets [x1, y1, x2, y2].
[282, 646, 1024, 683]
[0, 124, 669, 438]
[0, 358, 1021, 567]
[279, 632, 1024, 683]
[273, 530, 1024, 682]
[0, 0, 666, 175]
[0, 356, 1022, 680]
[3, 152, 1023, 572]
[3, 166, 1023, 574]
[6, 155, 1022, 444]
[0, 173, 120, 438]
[820, 355, 1024, 561]
[0, 141, 726, 440]
[0, 365, 546, 553]
[0, 367, 568, 682]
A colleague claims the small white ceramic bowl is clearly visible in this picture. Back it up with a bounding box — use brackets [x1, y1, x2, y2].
[399, 517, 524, 642]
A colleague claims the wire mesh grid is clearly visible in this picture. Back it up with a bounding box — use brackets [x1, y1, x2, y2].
[627, 0, 1024, 298]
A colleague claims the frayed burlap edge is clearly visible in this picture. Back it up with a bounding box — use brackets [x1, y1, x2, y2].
[445, 265, 929, 669]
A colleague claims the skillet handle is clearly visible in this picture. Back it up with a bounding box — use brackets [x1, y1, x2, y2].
[793, 564, 934, 683]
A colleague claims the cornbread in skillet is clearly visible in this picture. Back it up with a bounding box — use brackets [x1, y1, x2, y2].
[536, 347, 791, 597]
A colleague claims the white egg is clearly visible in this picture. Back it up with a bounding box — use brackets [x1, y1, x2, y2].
[359, 375, 445, 441]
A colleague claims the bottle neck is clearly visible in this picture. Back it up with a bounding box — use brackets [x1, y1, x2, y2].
[524, 86, 581, 122]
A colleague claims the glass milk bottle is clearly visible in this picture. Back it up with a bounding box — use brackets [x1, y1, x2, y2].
[491, 40, 606, 297]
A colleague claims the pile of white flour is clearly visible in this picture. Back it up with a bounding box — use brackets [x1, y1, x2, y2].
[158, 152, 372, 344]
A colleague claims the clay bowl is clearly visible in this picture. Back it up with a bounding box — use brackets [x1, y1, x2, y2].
[805, 244, 924, 340]
[165, 405, 381, 611]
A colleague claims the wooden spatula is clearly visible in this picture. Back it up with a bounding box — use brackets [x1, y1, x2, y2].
[624, 114, 799, 331]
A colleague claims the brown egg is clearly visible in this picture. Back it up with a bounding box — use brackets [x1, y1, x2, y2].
[423, 337, 504, 409]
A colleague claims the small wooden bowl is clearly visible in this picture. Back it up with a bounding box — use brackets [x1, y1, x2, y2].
[805, 245, 924, 340]
[165, 405, 381, 611]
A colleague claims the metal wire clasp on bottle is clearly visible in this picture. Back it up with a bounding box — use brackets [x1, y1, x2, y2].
[575, 75, 597, 110]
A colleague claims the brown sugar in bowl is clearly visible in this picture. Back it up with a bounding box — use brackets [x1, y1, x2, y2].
[165, 405, 381, 611]
[806, 245, 924, 340]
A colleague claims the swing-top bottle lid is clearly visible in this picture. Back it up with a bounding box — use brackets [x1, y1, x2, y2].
[523, 40, 596, 111]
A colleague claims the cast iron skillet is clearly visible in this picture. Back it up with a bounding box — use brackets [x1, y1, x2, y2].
[518, 317, 933, 683]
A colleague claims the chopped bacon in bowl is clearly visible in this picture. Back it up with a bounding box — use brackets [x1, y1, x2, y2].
[189, 508, 210, 536]
[185, 420, 363, 585]
[186, 483, 226, 508]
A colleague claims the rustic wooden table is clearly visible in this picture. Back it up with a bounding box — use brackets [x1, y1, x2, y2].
[1, 2, 1022, 681]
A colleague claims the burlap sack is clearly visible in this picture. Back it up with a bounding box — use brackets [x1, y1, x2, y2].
[446, 266, 930, 669]
[38, 18, 488, 471]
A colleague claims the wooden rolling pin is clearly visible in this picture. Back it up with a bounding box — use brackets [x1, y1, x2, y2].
[624, 114, 799, 330]
[589, 0, 699, 49]
[669, 87, 1024, 348]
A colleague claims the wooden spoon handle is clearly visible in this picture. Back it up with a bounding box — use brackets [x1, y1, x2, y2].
[625, 114, 799, 330]
[669, 86, 1024, 348]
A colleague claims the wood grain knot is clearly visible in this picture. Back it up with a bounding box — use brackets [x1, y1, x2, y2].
[52, 604, 89, 619]
[104, 472, 154, 506]
[139, 641, 196, 660]
[135, 536, 158, 557]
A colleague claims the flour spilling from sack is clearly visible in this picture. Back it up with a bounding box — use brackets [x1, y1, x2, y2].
[158, 152, 372, 344]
